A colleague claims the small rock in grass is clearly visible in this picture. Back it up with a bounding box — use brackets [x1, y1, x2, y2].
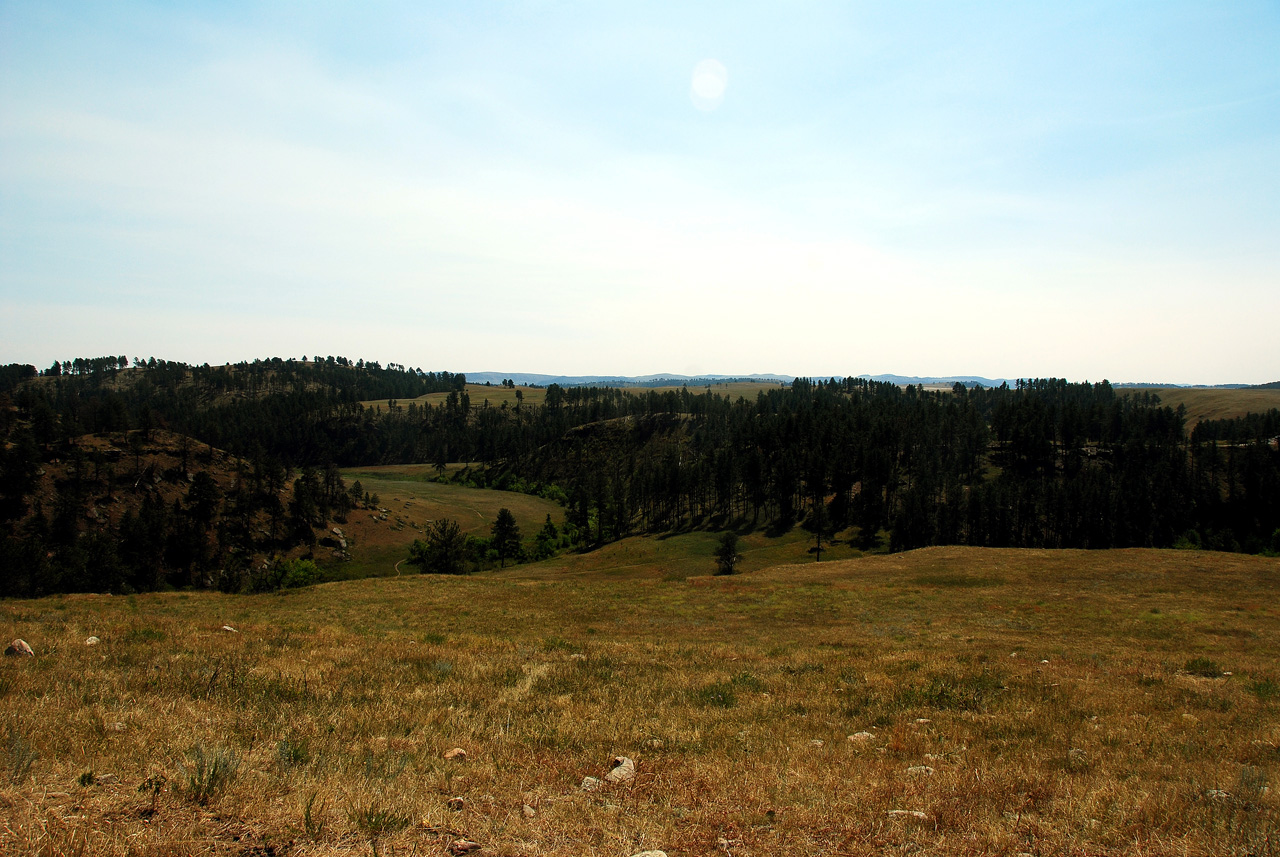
[630, 852, 668, 857]
[449, 839, 481, 855]
[907, 765, 935, 776]
[580, 776, 603, 791]
[85, 636, 100, 646]
[605, 756, 636, 784]
[5, 639, 34, 657]
[522, 803, 536, 818]
[915, 718, 932, 725]
[888, 809, 928, 821]
[443, 747, 467, 760]
[447, 796, 465, 811]
[222, 625, 238, 633]
[848, 732, 874, 742]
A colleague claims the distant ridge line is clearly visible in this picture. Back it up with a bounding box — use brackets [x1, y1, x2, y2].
[464, 371, 1272, 390]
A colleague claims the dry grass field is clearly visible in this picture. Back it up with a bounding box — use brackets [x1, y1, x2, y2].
[360, 385, 549, 413]
[2, 546, 1277, 856]
[1139, 388, 1280, 428]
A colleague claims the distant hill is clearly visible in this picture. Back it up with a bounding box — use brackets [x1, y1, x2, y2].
[464, 371, 793, 387]
[464, 371, 1026, 388]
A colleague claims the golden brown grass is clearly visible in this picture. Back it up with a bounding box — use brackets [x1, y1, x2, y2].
[360, 384, 549, 413]
[1139, 387, 1280, 428]
[2, 547, 1277, 856]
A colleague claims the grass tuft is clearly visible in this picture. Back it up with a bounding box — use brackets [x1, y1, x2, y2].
[182, 743, 239, 804]
[5, 730, 36, 784]
[1184, 656, 1222, 677]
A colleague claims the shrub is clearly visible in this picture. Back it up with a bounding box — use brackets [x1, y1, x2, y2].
[5, 730, 36, 784]
[1184, 657, 1221, 677]
[182, 743, 239, 804]
[280, 558, 321, 589]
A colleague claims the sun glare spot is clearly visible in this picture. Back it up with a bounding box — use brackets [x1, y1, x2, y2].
[690, 59, 727, 111]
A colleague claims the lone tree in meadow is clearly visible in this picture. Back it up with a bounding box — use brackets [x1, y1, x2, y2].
[411, 518, 468, 575]
[714, 531, 741, 575]
[491, 507, 521, 568]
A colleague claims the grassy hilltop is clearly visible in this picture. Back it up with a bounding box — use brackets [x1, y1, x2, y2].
[2, 546, 1277, 856]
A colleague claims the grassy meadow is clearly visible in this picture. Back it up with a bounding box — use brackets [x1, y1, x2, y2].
[1141, 387, 1280, 428]
[2, 546, 1277, 856]
[328, 465, 564, 580]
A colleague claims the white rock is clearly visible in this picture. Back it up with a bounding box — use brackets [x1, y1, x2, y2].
[848, 732, 874, 742]
[631, 852, 668, 857]
[809, 739, 824, 747]
[605, 756, 636, 784]
[580, 776, 603, 791]
[5, 639, 34, 657]
[522, 803, 537, 818]
[85, 637, 100, 646]
[907, 765, 935, 776]
[221, 625, 237, 633]
[887, 810, 928, 821]
[443, 747, 467, 760]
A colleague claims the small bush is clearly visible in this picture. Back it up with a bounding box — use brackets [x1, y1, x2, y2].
[276, 737, 310, 770]
[690, 681, 738, 709]
[1250, 678, 1278, 701]
[347, 801, 411, 837]
[5, 730, 37, 784]
[182, 744, 239, 804]
[1185, 657, 1221, 677]
[280, 558, 322, 589]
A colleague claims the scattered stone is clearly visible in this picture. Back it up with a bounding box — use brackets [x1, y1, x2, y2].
[111, 722, 126, 732]
[5, 639, 34, 657]
[332, 527, 344, 536]
[580, 776, 603, 792]
[810, 739, 824, 747]
[444, 747, 467, 761]
[630, 852, 668, 857]
[887, 810, 928, 821]
[85, 637, 100, 646]
[848, 732, 874, 742]
[570, 652, 587, 661]
[447, 796, 466, 811]
[522, 803, 537, 818]
[605, 756, 636, 784]
[449, 840, 481, 855]
[1041, 659, 1050, 664]
[221, 625, 238, 633]
[1206, 789, 1232, 801]
[907, 765, 935, 776]
[915, 718, 932, 725]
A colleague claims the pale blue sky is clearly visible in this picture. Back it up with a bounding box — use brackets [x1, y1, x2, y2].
[2, 1, 1278, 382]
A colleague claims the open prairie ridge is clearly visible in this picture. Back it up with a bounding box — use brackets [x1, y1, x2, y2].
[1, 547, 1276, 856]
[1142, 386, 1280, 427]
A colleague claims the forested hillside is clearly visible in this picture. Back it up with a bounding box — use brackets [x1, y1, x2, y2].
[2, 357, 1278, 596]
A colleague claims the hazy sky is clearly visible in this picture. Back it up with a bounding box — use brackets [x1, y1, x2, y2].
[2, 2, 1278, 383]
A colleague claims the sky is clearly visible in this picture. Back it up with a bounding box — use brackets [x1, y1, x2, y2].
[2, 1, 1278, 384]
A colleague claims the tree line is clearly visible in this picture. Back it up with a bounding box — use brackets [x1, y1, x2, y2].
[2, 357, 1278, 597]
